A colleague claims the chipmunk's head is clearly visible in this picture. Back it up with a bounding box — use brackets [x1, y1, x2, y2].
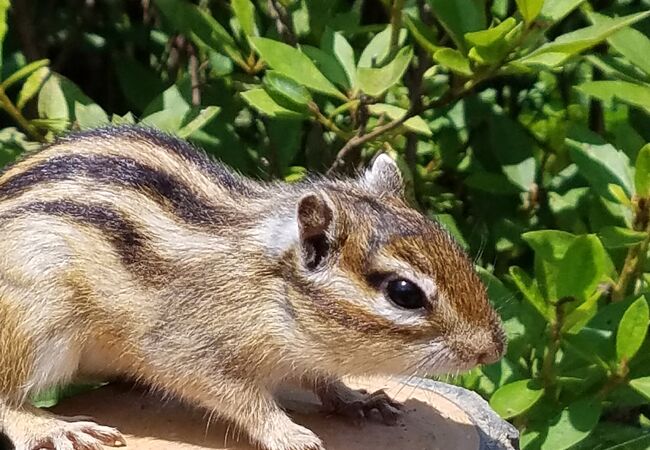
[284, 155, 505, 377]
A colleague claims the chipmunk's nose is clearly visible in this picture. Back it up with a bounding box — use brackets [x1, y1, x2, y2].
[477, 348, 502, 365]
[477, 329, 507, 365]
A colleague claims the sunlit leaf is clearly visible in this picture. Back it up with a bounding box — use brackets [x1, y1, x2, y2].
[578, 81, 650, 115]
[178, 106, 221, 138]
[241, 88, 303, 119]
[598, 226, 646, 249]
[590, 12, 650, 76]
[2, 59, 50, 90]
[74, 102, 109, 130]
[556, 235, 607, 301]
[489, 379, 544, 419]
[541, 399, 602, 450]
[433, 48, 472, 76]
[250, 37, 344, 99]
[515, 0, 543, 24]
[426, 0, 486, 53]
[232, 0, 258, 38]
[636, 144, 650, 197]
[509, 266, 550, 320]
[356, 46, 413, 97]
[368, 104, 431, 136]
[616, 296, 649, 363]
[518, 11, 650, 67]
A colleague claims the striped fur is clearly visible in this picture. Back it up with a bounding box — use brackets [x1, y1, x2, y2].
[0, 127, 505, 450]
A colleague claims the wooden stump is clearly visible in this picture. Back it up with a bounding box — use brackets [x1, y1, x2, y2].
[51, 378, 518, 450]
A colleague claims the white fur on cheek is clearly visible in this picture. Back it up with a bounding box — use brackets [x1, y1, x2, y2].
[252, 215, 299, 256]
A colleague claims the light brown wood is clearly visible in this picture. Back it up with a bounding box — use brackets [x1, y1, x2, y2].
[51, 378, 481, 450]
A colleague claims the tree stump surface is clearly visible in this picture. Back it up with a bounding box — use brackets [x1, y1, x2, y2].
[51, 378, 519, 450]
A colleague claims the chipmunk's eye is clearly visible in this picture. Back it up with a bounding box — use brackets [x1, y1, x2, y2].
[385, 278, 426, 310]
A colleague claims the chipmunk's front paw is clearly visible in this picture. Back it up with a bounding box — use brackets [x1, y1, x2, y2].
[258, 423, 325, 450]
[24, 415, 126, 450]
[319, 385, 402, 426]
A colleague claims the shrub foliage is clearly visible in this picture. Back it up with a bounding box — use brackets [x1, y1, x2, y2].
[3, 0, 650, 448]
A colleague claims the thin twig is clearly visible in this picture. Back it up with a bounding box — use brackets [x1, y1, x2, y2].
[187, 42, 202, 106]
[267, 0, 297, 46]
[612, 198, 650, 302]
[388, 0, 406, 61]
[0, 87, 44, 142]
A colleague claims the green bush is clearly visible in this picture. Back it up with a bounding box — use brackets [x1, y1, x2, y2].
[3, 0, 650, 448]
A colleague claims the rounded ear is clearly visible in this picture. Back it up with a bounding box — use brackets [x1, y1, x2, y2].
[362, 153, 403, 196]
[297, 193, 333, 270]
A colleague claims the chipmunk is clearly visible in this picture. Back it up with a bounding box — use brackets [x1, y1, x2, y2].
[0, 126, 505, 450]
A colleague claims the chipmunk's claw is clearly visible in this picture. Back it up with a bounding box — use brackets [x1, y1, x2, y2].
[319, 385, 402, 426]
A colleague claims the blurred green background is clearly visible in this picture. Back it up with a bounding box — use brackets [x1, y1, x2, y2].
[4, 0, 650, 448]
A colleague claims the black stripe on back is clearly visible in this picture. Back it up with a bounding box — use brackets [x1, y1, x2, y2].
[4, 200, 170, 282]
[68, 126, 259, 196]
[0, 154, 225, 226]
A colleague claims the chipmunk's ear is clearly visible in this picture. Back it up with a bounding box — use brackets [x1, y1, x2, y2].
[362, 153, 403, 196]
[297, 193, 333, 270]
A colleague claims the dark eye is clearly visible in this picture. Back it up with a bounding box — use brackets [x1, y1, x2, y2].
[385, 278, 426, 309]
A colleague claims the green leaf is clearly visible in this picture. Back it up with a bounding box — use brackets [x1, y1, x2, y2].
[321, 30, 357, 88]
[567, 127, 633, 201]
[302, 46, 350, 90]
[74, 102, 109, 130]
[358, 25, 406, 68]
[153, 0, 244, 66]
[598, 226, 646, 249]
[17, 66, 50, 110]
[367, 104, 431, 136]
[141, 83, 192, 132]
[616, 296, 649, 362]
[38, 73, 93, 122]
[608, 183, 632, 207]
[556, 235, 607, 301]
[426, 0, 487, 53]
[541, 399, 602, 450]
[518, 11, 650, 67]
[241, 88, 303, 119]
[111, 112, 136, 126]
[522, 230, 576, 262]
[1, 59, 50, 90]
[515, 0, 543, 23]
[630, 377, 650, 401]
[264, 71, 312, 113]
[31, 383, 105, 409]
[231, 0, 258, 38]
[590, 12, 650, 76]
[489, 379, 544, 419]
[563, 291, 601, 334]
[540, 0, 585, 23]
[178, 106, 221, 139]
[356, 46, 413, 97]
[465, 17, 517, 47]
[578, 81, 650, 115]
[433, 48, 473, 76]
[636, 144, 650, 198]
[250, 37, 344, 99]
[509, 266, 550, 320]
